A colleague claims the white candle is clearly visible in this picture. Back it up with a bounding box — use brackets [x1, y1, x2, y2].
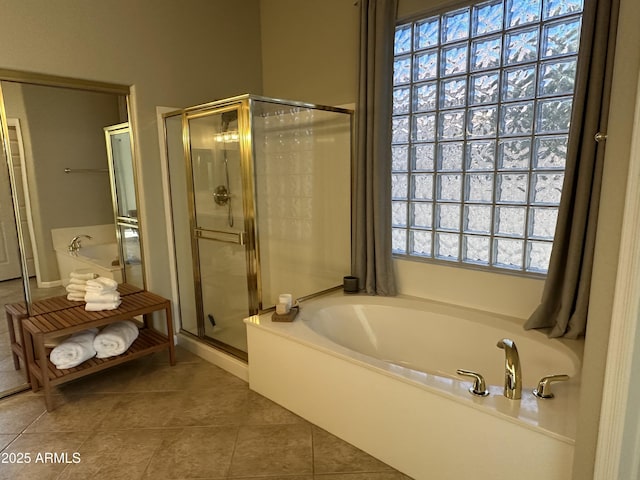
[278, 294, 293, 310]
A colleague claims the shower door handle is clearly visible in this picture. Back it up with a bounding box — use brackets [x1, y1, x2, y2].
[194, 228, 245, 245]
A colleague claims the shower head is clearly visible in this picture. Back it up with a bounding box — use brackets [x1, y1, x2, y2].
[221, 110, 238, 132]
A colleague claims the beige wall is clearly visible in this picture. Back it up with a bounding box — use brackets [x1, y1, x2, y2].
[0, 0, 263, 297]
[259, 0, 359, 106]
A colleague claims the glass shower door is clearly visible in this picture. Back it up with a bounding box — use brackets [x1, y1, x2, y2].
[186, 107, 251, 357]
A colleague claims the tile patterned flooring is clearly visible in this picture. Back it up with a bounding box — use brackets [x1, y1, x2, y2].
[0, 346, 412, 480]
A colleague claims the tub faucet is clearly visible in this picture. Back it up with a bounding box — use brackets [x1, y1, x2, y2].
[68, 235, 92, 254]
[496, 338, 521, 400]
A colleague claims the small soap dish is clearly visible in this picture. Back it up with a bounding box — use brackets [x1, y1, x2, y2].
[271, 306, 299, 322]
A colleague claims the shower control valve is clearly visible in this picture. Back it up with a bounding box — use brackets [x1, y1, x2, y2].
[213, 185, 231, 206]
[456, 369, 490, 397]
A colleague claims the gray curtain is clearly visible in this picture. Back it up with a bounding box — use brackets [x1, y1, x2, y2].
[352, 0, 398, 296]
[524, 0, 620, 338]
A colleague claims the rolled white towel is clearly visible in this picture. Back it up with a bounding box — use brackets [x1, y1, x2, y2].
[66, 283, 87, 293]
[66, 292, 85, 302]
[84, 291, 120, 303]
[85, 277, 118, 293]
[93, 321, 139, 358]
[70, 271, 98, 280]
[85, 300, 121, 311]
[50, 328, 98, 369]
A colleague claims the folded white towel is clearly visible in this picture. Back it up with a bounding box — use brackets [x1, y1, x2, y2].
[66, 292, 85, 302]
[85, 277, 118, 293]
[70, 272, 98, 280]
[68, 277, 87, 286]
[93, 321, 139, 358]
[84, 291, 120, 303]
[66, 283, 87, 293]
[85, 300, 121, 311]
[50, 328, 98, 369]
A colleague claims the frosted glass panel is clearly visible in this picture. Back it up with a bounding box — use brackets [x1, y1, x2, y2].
[504, 27, 539, 64]
[394, 87, 411, 114]
[464, 235, 490, 264]
[506, 0, 541, 27]
[442, 8, 469, 43]
[254, 104, 351, 308]
[415, 17, 439, 49]
[442, 44, 468, 76]
[465, 205, 492, 234]
[470, 73, 500, 104]
[494, 238, 524, 269]
[410, 230, 432, 256]
[471, 36, 501, 71]
[499, 138, 531, 170]
[436, 232, 459, 260]
[542, 18, 581, 58]
[395, 24, 412, 55]
[394, 56, 411, 85]
[473, 1, 503, 35]
[411, 174, 433, 200]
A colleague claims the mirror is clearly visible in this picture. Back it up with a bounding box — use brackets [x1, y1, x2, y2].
[0, 70, 139, 398]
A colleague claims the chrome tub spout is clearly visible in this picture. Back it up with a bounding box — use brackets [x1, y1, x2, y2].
[68, 234, 92, 254]
[496, 338, 521, 400]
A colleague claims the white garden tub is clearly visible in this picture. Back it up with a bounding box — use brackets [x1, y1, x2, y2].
[55, 243, 123, 284]
[245, 293, 583, 480]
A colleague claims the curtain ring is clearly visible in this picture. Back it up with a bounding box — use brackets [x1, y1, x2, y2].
[594, 132, 608, 143]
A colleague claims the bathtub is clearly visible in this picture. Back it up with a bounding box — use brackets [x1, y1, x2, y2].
[245, 293, 583, 480]
[55, 243, 123, 284]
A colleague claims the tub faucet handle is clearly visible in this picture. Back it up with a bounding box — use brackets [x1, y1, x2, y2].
[533, 374, 570, 399]
[456, 369, 490, 397]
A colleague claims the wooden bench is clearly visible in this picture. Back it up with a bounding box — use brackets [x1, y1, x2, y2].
[4, 283, 143, 383]
[21, 288, 175, 411]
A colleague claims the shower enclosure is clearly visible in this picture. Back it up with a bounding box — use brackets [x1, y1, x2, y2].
[163, 95, 352, 360]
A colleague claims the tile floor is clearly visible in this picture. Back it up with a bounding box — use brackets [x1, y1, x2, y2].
[0, 346, 413, 480]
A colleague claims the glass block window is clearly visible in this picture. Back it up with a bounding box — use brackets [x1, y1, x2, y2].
[392, 0, 584, 274]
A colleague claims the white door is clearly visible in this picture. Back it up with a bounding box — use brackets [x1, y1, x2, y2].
[0, 135, 22, 281]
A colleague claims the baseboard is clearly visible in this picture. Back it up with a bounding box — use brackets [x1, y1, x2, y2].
[37, 279, 62, 288]
[176, 333, 248, 382]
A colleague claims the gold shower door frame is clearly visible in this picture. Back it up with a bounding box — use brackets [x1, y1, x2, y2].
[182, 100, 259, 360]
[104, 122, 146, 289]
